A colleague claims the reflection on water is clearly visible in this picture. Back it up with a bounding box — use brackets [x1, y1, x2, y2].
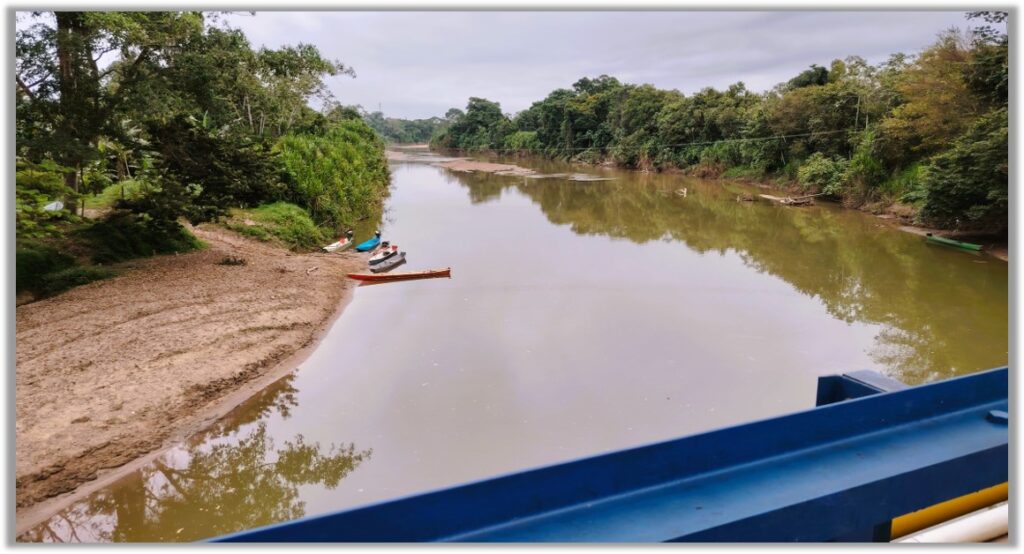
[21, 376, 370, 542]
[445, 159, 1007, 384]
[21, 152, 1006, 542]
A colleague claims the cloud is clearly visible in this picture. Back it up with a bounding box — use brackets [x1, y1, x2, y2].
[225, 11, 975, 119]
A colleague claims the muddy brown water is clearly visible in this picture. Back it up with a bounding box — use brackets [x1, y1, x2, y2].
[21, 151, 1008, 542]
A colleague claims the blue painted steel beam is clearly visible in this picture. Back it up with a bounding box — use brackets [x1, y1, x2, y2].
[815, 369, 909, 406]
[212, 367, 1008, 542]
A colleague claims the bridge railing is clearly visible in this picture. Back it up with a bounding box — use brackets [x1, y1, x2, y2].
[212, 367, 1008, 542]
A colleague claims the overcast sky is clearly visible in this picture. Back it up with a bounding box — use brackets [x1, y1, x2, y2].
[223, 11, 977, 119]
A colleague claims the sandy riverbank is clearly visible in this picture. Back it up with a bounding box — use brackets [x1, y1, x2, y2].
[15, 225, 364, 514]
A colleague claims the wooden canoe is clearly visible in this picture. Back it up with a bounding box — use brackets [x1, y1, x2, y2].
[348, 267, 451, 283]
[925, 233, 984, 252]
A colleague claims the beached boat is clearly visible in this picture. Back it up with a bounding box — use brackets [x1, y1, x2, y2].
[369, 243, 399, 265]
[322, 230, 355, 253]
[355, 231, 383, 252]
[926, 233, 984, 252]
[347, 267, 451, 283]
[369, 251, 406, 273]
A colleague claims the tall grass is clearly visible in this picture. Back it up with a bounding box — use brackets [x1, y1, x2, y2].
[227, 202, 327, 250]
[276, 118, 390, 228]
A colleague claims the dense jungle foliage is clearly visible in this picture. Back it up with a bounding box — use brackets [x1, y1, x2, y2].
[15, 11, 390, 297]
[432, 12, 1007, 233]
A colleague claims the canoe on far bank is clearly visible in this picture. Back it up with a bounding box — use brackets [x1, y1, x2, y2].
[925, 233, 984, 252]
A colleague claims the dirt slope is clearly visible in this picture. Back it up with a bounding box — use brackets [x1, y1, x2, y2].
[15, 225, 363, 508]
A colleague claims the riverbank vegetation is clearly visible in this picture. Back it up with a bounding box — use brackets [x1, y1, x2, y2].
[15, 11, 389, 299]
[431, 12, 1007, 233]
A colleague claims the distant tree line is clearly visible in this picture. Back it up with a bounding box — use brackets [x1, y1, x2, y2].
[357, 108, 453, 144]
[431, 12, 1007, 232]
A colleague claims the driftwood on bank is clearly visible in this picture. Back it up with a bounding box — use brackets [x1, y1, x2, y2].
[758, 192, 826, 207]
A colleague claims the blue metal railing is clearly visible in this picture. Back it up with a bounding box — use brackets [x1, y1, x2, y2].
[212, 367, 1008, 542]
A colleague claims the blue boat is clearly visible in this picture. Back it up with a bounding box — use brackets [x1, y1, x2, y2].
[355, 231, 382, 252]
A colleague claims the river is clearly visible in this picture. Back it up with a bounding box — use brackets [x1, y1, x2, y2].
[21, 149, 1008, 542]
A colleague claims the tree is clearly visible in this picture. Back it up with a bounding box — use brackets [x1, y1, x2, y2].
[433, 97, 510, 151]
[16, 12, 206, 210]
[877, 30, 980, 157]
[787, 64, 829, 89]
[918, 108, 1007, 232]
[963, 11, 1008, 109]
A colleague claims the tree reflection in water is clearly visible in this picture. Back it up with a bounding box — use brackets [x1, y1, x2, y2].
[447, 165, 1008, 385]
[22, 375, 371, 542]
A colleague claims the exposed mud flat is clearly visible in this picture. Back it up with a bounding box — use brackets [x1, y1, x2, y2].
[432, 158, 618, 181]
[433, 159, 537, 176]
[15, 225, 363, 510]
[524, 172, 616, 182]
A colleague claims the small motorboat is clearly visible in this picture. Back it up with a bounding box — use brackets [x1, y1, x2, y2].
[369, 242, 399, 265]
[355, 231, 382, 252]
[322, 230, 355, 253]
[348, 267, 451, 283]
[370, 251, 407, 273]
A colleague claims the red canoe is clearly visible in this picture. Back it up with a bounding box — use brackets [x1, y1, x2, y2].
[347, 267, 451, 283]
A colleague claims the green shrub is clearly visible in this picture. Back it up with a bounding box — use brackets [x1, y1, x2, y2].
[797, 153, 849, 194]
[844, 131, 886, 192]
[721, 165, 765, 180]
[918, 108, 1008, 231]
[503, 130, 541, 152]
[572, 148, 605, 164]
[17, 240, 116, 298]
[37, 266, 115, 297]
[253, 202, 326, 249]
[81, 211, 204, 264]
[229, 202, 327, 250]
[277, 118, 390, 227]
[16, 158, 75, 239]
[16, 241, 76, 294]
[883, 163, 926, 202]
